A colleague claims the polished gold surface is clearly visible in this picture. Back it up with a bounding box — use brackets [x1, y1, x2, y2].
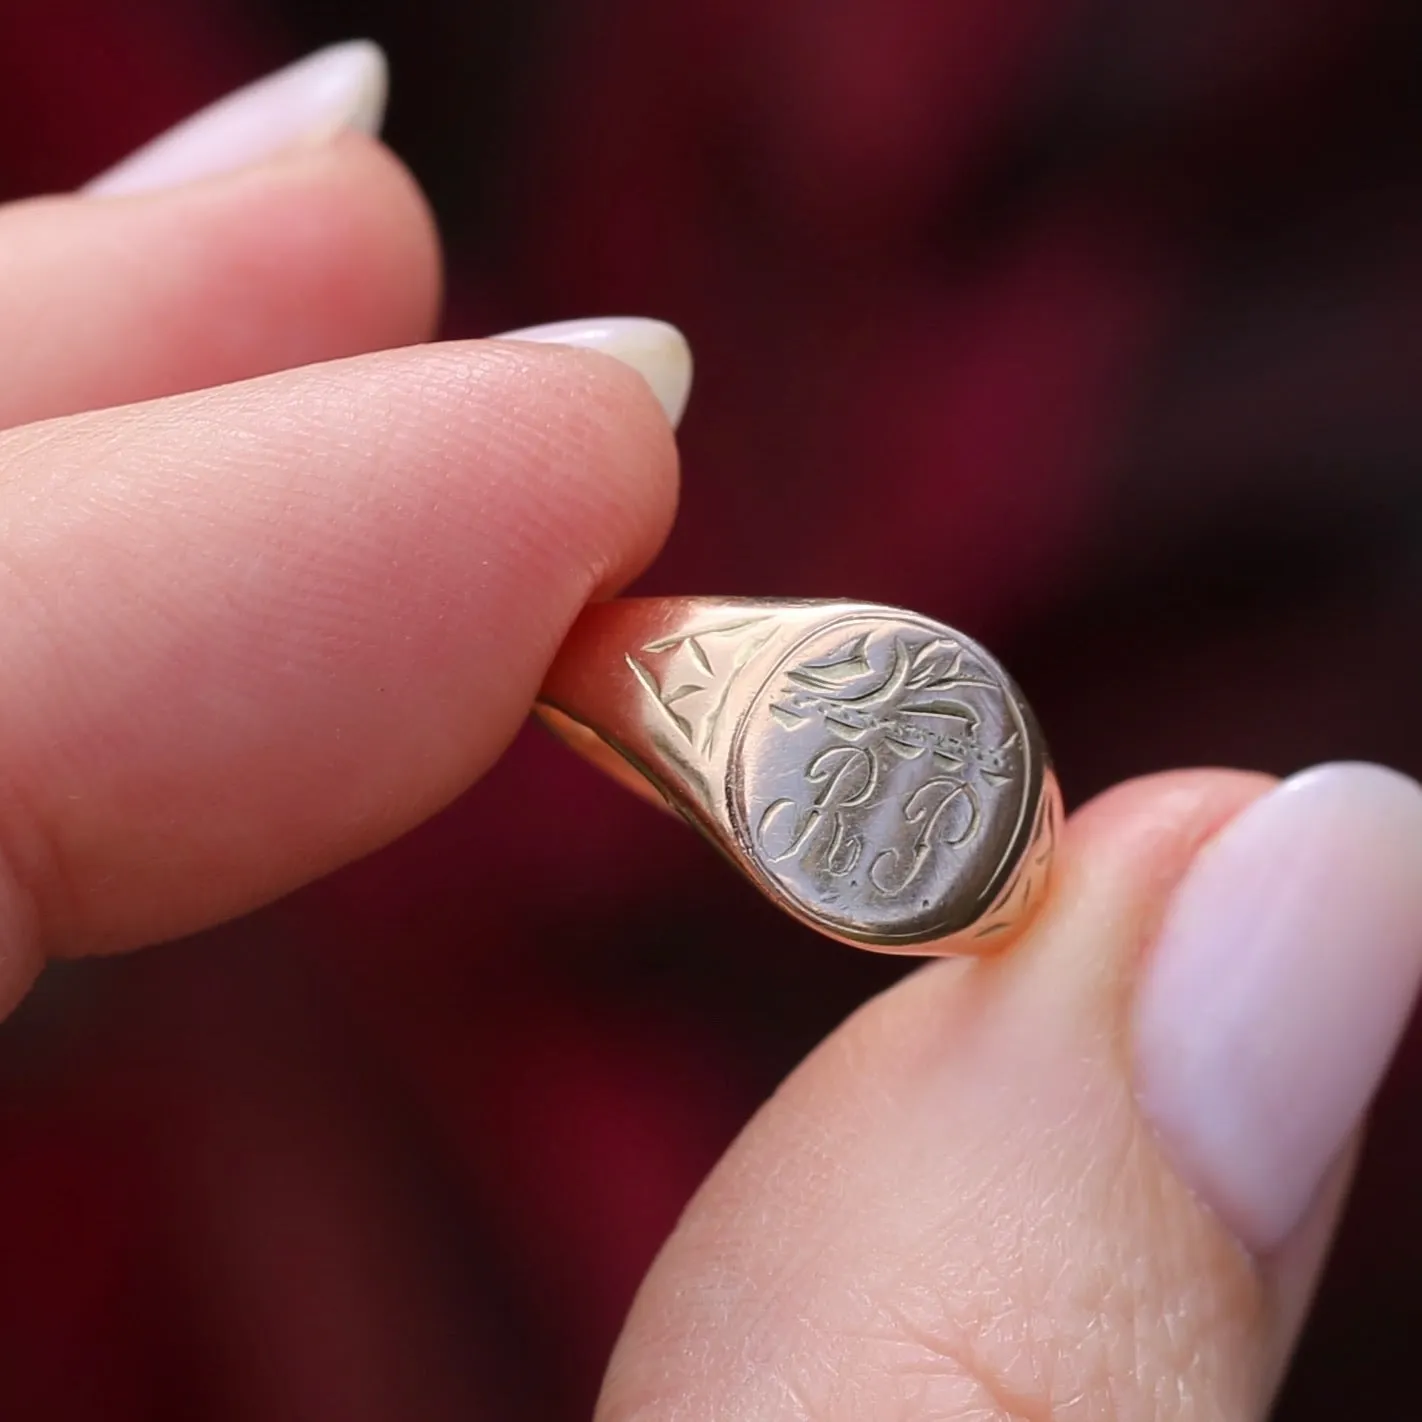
[536, 598, 1061, 956]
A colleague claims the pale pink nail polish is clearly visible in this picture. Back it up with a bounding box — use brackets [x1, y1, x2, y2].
[494, 317, 694, 428]
[86, 41, 387, 198]
[1133, 762, 1422, 1252]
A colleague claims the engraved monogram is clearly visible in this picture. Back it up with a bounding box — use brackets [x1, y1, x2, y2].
[753, 629, 1018, 901]
[734, 616, 1030, 942]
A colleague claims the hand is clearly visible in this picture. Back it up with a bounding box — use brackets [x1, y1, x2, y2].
[5, 43, 1422, 1422]
[0, 44, 683, 988]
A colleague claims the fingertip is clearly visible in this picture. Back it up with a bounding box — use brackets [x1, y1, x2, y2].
[494, 316, 694, 429]
[1063, 766, 1278, 864]
[477, 338, 682, 593]
[83, 40, 393, 197]
[0, 335, 680, 952]
[0, 133, 445, 428]
[993, 769, 1277, 1025]
[170, 132, 445, 361]
[1132, 761, 1422, 1252]
[598, 771, 1297, 1421]
[602, 766, 1386, 1422]
[306, 131, 444, 346]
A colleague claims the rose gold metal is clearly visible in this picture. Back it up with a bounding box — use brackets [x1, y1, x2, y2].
[536, 598, 1061, 956]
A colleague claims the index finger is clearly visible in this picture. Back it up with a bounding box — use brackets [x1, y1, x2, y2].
[0, 332, 681, 993]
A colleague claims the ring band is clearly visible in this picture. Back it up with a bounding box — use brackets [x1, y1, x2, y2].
[536, 598, 1061, 956]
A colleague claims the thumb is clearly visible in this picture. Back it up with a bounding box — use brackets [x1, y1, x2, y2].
[598, 764, 1422, 1421]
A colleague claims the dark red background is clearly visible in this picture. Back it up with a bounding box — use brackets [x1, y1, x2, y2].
[1, 1, 1419, 1417]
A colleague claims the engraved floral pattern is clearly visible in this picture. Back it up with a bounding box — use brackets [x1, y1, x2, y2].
[626, 617, 773, 755]
[758, 631, 1019, 897]
[738, 618, 1029, 942]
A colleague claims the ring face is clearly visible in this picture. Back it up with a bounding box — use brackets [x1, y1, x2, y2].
[536, 598, 1059, 957]
[731, 613, 1034, 945]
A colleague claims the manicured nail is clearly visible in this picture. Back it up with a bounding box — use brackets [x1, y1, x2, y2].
[495, 317, 694, 428]
[1134, 762, 1422, 1252]
[86, 41, 388, 197]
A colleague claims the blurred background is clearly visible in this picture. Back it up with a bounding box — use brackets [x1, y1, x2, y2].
[1, 0, 1420, 1417]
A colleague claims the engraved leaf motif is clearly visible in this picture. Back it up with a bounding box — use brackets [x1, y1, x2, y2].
[796, 638, 916, 710]
[843, 638, 913, 709]
[908, 640, 960, 681]
[786, 634, 871, 692]
[634, 615, 777, 756]
[803, 633, 870, 670]
[906, 641, 999, 695]
[925, 676, 998, 693]
[625, 656, 694, 741]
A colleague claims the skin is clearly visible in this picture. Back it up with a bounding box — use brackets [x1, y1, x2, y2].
[0, 133, 1356, 1418]
[600, 772, 1352, 1420]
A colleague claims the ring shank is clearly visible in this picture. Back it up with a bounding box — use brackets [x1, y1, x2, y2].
[532, 704, 676, 814]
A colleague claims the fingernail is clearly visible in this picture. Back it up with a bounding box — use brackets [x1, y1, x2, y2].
[1134, 762, 1422, 1251]
[86, 41, 388, 197]
[495, 317, 694, 428]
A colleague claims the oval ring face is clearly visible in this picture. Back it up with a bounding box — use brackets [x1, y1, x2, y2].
[730, 613, 1035, 944]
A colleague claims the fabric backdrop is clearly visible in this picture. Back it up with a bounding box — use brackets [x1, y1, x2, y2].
[0, 1, 1419, 1417]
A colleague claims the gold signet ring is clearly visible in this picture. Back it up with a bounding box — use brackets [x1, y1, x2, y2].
[536, 598, 1061, 956]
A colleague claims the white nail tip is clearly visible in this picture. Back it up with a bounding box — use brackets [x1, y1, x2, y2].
[1134, 761, 1422, 1252]
[86, 40, 389, 198]
[494, 317, 694, 429]
[333, 41, 389, 139]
